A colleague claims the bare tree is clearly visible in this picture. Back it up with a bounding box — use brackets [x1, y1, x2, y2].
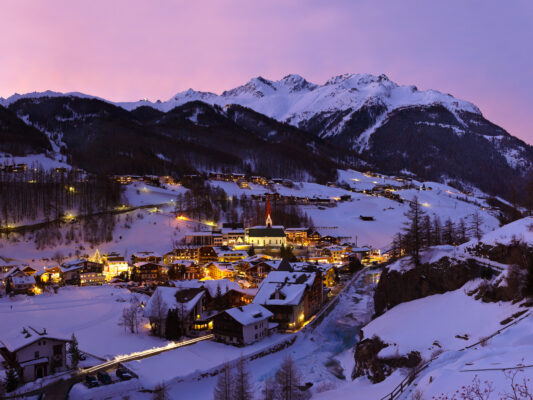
[262, 376, 276, 400]
[232, 357, 254, 400]
[149, 289, 168, 337]
[274, 355, 306, 400]
[470, 211, 484, 241]
[214, 363, 233, 400]
[119, 295, 143, 333]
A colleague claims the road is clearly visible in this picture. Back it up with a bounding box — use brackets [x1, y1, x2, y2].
[1, 335, 214, 400]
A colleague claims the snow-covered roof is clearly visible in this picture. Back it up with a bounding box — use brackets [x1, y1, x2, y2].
[247, 226, 286, 237]
[253, 271, 316, 306]
[144, 287, 204, 318]
[224, 304, 273, 326]
[212, 248, 248, 257]
[0, 326, 69, 352]
[171, 279, 244, 297]
[11, 275, 35, 285]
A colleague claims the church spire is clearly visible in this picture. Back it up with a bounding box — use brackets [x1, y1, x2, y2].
[266, 194, 272, 228]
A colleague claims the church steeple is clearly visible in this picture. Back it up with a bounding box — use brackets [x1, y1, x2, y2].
[266, 194, 273, 228]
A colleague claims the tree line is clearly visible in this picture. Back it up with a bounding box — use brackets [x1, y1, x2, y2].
[391, 196, 484, 265]
[0, 166, 122, 226]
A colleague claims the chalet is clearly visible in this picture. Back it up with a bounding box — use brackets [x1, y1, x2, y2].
[198, 246, 219, 264]
[39, 266, 62, 284]
[60, 260, 103, 285]
[101, 253, 130, 280]
[144, 287, 209, 337]
[243, 259, 292, 287]
[165, 246, 199, 264]
[205, 262, 235, 280]
[213, 247, 248, 262]
[79, 263, 105, 286]
[134, 262, 167, 282]
[253, 271, 323, 331]
[131, 251, 162, 264]
[0, 327, 69, 383]
[292, 262, 337, 288]
[10, 275, 36, 295]
[0, 257, 19, 274]
[307, 230, 322, 245]
[322, 245, 352, 263]
[169, 261, 204, 280]
[213, 304, 273, 346]
[284, 228, 308, 245]
[22, 266, 37, 276]
[172, 279, 251, 309]
[350, 247, 372, 261]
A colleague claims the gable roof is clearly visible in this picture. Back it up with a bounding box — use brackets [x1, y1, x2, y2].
[224, 304, 273, 326]
[253, 271, 316, 307]
[0, 326, 69, 353]
[144, 286, 205, 318]
[247, 226, 286, 238]
[171, 279, 244, 297]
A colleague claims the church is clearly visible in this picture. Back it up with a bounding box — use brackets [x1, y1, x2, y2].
[245, 196, 286, 248]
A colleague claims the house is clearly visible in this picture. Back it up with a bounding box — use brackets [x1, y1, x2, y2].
[198, 246, 219, 264]
[252, 271, 323, 331]
[243, 259, 292, 287]
[134, 262, 167, 282]
[307, 230, 322, 245]
[60, 260, 103, 285]
[0, 257, 19, 274]
[284, 228, 308, 245]
[39, 266, 63, 284]
[205, 262, 236, 280]
[213, 247, 248, 262]
[22, 266, 38, 276]
[350, 247, 372, 261]
[168, 261, 204, 280]
[0, 327, 69, 383]
[10, 275, 36, 295]
[213, 304, 274, 346]
[172, 279, 251, 310]
[144, 287, 209, 337]
[131, 251, 162, 264]
[101, 253, 130, 280]
[164, 246, 199, 264]
[79, 263, 105, 286]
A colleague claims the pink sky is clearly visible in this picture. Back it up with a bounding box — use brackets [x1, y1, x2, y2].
[1, 0, 532, 143]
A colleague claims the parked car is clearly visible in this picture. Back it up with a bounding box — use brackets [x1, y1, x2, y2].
[116, 368, 134, 381]
[97, 371, 112, 385]
[85, 375, 99, 388]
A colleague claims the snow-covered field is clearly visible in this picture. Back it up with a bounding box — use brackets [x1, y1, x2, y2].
[0, 286, 161, 358]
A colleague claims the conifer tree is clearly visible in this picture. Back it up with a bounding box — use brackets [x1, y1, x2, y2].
[68, 333, 82, 369]
[4, 366, 18, 392]
[402, 196, 427, 265]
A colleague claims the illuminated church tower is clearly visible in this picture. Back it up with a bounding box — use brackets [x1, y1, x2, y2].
[266, 195, 273, 228]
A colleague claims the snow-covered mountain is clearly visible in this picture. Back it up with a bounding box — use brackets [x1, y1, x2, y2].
[2, 73, 533, 200]
[115, 73, 480, 146]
